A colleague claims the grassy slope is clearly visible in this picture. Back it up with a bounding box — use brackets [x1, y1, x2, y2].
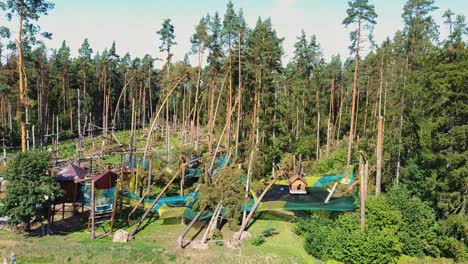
[0, 215, 316, 264]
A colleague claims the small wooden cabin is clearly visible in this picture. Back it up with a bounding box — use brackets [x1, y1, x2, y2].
[288, 175, 308, 194]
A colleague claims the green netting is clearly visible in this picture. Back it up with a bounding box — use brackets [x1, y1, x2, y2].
[143, 168, 358, 221]
[81, 183, 116, 212]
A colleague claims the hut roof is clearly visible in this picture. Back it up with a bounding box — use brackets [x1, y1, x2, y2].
[56, 164, 86, 181]
[288, 175, 308, 185]
[93, 170, 119, 189]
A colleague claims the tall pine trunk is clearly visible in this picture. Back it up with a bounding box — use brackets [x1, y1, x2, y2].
[346, 18, 361, 176]
[17, 14, 27, 153]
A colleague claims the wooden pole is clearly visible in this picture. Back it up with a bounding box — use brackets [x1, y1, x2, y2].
[324, 182, 338, 203]
[234, 167, 280, 240]
[32, 125, 35, 149]
[135, 164, 139, 193]
[143, 75, 186, 163]
[147, 160, 152, 196]
[56, 116, 59, 164]
[201, 203, 222, 243]
[376, 54, 384, 195]
[128, 170, 180, 239]
[177, 210, 203, 248]
[109, 179, 120, 235]
[91, 179, 95, 239]
[1, 136, 6, 166]
[127, 182, 155, 225]
[359, 154, 368, 232]
[376, 116, 383, 195]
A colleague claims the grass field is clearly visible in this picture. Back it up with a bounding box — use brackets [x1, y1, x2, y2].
[0, 211, 316, 264]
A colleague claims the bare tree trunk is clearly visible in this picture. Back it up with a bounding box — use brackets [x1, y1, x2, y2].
[315, 85, 320, 160]
[326, 76, 335, 154]
[235, 167, 279, 240]
[346, 18, 362, 176]
[166, 98, 170, 161]
[335, 84, 344, 141]
[375, 54, 384, 195]
[17, 14, 27, 153]
[208, 79, 216, 153]
[192, 48, 203, 150]
[234, 33, 243, 155]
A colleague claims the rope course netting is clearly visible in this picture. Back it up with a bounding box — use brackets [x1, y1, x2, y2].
[121, 168, 357, 221]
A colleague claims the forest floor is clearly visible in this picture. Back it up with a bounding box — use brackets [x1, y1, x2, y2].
[0, 210, 315, 264]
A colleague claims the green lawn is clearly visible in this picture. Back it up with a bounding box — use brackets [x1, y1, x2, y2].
[0, 212, 317, 264]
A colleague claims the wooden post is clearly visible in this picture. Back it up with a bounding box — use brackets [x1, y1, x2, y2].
[32, 125, 35, 149]
[26, 107, 29, 151]
[324, 182, 338, 203]
[135, 164, 139, 193]
[359, 154, 367, 231]
[62, 200, 65, 221]
[56, 116, 59, 164]
[91, 179, 95, 239]
[1, 136, 6, 166]
[147, 161, 152, 196]
[109, 179, 120, 235]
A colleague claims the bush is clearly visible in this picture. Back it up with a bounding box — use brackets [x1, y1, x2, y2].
[212, 230, 224, 246]
[299, 188, 448, 263]
[437, 236, 466, 262]
[251, 235, 266, 246]
[0, 151, 61, 230]
[251, 226, 279, 246]
[261, 226, 279, 237]
[437, 214, 468, 262]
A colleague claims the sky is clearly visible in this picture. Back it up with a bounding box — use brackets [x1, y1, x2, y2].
[2, 0, 468, 67]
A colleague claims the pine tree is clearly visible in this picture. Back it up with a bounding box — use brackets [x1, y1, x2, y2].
[342, 0, 377, 182]
[157, 18, 176, 76]
[4, 0, 54, 153]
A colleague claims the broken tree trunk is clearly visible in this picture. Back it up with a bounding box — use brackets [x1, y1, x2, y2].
[128, 170, 181, 239]
[143, 75, 186, 163]
[234, 167, 280, 240]
[177, 210, 203, 248]
[201, 203, 222, 244]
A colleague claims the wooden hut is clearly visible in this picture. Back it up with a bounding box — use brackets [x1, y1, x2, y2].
[54, 163, 87, 221]
[89, 170, 120, 239]
[288, 175, 307, 194]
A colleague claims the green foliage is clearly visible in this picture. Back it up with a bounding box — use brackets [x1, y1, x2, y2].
[302, 142, 350, 176]
[193, 167, 245, 227]
[299, 188, 450, 263]
[437, 215, 468, 261]
[251, 225, 279, 246]
[251, 235, 266, 246]
[260, 226, 278, 237]
[342, 0, 378, 53]
[0, 151, 61, 229]
[212, 229, 224, 246]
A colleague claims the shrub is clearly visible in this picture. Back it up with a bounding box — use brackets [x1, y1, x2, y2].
[437, 236, 466, 262]
[251, 235, 266, 246]
[299, 187, 446, 263]
[212, 229, 224, 246]
[251, 226, 279, 246]
[0, 151, 61, 230]
[261, 226, 279, 237]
